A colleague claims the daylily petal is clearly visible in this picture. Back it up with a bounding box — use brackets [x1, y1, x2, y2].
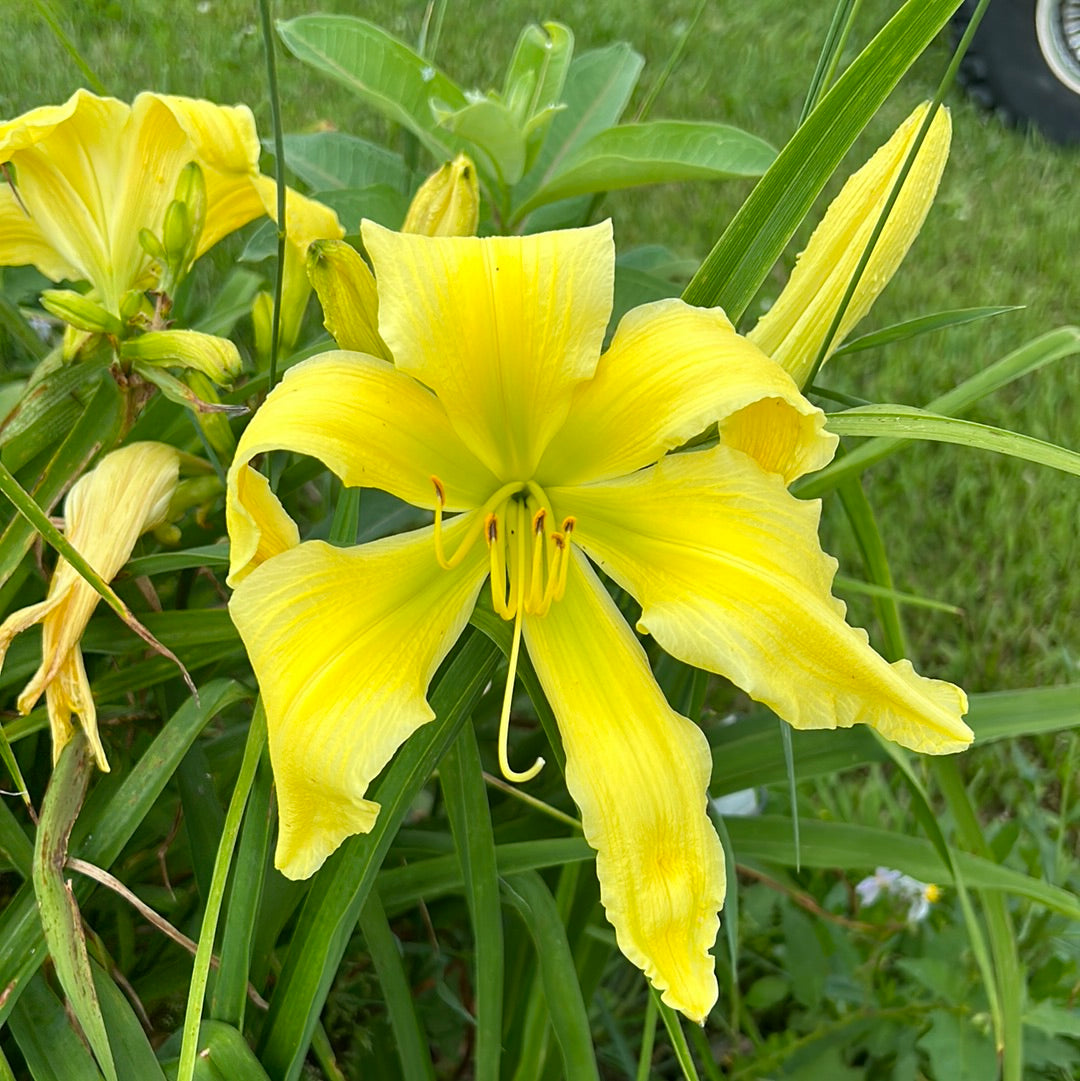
[556, 445, 972, 753]
[538, 299, 836, 486]
[523, 551, 725, 1022]
[0, 184, 81, 283]
[362, 219, 614, 480]
[226, 351, 496, 584]
[228, 520, 488, 879]
[748, 104, 951, 387]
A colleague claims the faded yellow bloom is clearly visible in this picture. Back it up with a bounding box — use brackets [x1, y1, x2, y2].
[0, 443, 180, 771]
[749, 103, 951, 387]
[402, 154, 481, 236]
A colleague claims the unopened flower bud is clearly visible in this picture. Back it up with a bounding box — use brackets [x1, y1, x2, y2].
[402, 154, 480, 237]
[40, 289, 123, 336]
[748, 103, 951, 388]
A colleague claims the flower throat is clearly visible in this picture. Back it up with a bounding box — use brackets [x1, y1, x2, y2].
[432, 476, 574, 782]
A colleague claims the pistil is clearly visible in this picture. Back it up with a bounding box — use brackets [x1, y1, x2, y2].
[431, 476, 576, 785]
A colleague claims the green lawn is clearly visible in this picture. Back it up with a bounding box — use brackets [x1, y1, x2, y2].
[2, 0, 1076, 691]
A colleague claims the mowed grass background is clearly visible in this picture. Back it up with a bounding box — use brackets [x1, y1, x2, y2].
[1, 0, 1077, 701]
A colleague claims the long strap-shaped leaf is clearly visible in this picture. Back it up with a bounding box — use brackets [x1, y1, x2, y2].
[32, 733, 117, 1081]
[257, 629, 500, 1081]
[682, 0, 962, 319]
[0, 679, 247, 1027]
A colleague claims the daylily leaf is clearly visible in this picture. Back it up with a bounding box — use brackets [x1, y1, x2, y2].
[725, 816, 1080, 919]
[826, 406, 1080, 478]
[798, 325, 1080, 497]
[32, 733, 117, 1081]
[831, 304, 1024, 356]
[276, 15, 468, 160]
[519, 120, 776, 213]
[683, 0, 966, 317]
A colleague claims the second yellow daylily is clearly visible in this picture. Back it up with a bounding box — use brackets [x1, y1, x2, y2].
[225, 221, 972, 1022]
[0, 88, 341, 323]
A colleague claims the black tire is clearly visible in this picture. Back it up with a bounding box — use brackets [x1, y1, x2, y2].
[953, 0, 1080, 144]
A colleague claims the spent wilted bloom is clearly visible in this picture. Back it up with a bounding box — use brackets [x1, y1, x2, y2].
[225, 221, 971, 1021]
[0, 443, 180, 771]
[0, 89, 341, 346]
[748, 103, 951, 388]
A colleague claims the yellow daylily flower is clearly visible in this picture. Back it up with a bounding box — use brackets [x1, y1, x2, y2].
[0, 442, 180, 771]
[749, 103, 951, 388]
[0, 88, 342, 319]
[225, 221, 972, 1022]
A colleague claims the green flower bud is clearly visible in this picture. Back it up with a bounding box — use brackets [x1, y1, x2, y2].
[40, 289, 122, 336]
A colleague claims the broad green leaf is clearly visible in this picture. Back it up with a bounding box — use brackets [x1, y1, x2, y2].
[710, 685, 1080, 800]
[0, 362, 117, 475]
[0, 797, 32, 877]
[831, 305, 1024, 356]
[513, 42, 644, 228]
[276, 16, 467, 159]
[0, 292, 48, 362]
[519, 121, 775, 214]
[433, 96, 527, 184]
[275, 131, 411, 192]
[379, 838, 592, 913]
[825, 405, 1080, 477]
[257, 630, 500, 1081]
[503, 22, 573, 126]
[190, 269, 264, 338]
[683, 0, 965, 317]
[32, 734, 117, 1081]
[917, 1010, 998, 1081]
[798, 325, 1080, 497]
[502, 22, 574, 174]
[124, 542, 230, 577]
[968, 684, 1080, 742]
